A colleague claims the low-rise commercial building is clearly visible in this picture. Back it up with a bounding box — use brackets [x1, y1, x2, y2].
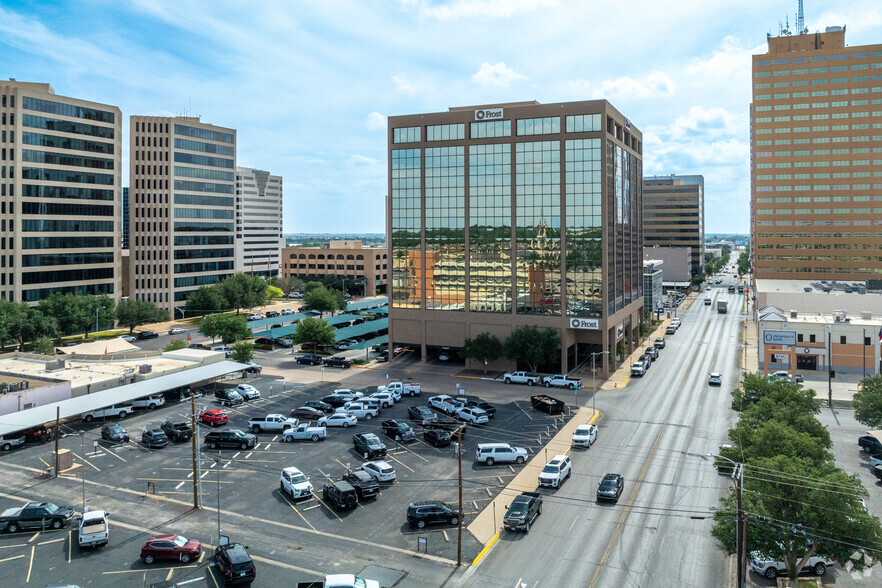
[643, 260, 663, 316]
[643, 246, 692, 287]
[282, 240, 388, 296]
[755, 279, 882, 316]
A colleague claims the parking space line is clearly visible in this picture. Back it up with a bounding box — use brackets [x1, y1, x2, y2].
[280, 493, 317, 532]
[25, 545, 34, 583]
[0, 554, 25, 563]
[389, 442, 430, 464]
[101, 446, 127, 462]
[207, 565, 221, 588]
[334, 458, 349, 472]
[103, 565, 197, 575]
[70, 451, 100, 471]
[311, 495, 343, 522]
[263, 443, 271, 450]
[385, 454, 414, 473]
[37, 537, 65, 546]
[198, 551, 205, 563]
[38, 457, 51, 469]
[245, 452, 253, 459]
[301, 504, 321, 511]
[165, 567, 174, 581]
[514, 402, 535, 420]
[27, 532, 40, 543]
[175, 482, 185, 490]
[67, 530, 70, 563]
[442, 530, 449, 542]
[271, 435, 278, 442]
[317, 467, 329, 479]
[232, 452, 241, 459]
[253, 443, 261, 450]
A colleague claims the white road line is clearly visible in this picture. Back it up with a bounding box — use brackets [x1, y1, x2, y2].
[263, 444, 271, 450]
[175, 481, 184, 490]
[272, 435, 278, 442]
[245, 452, 253, 459]
[232, 452, 241, 459]
[222, 462, 231, 469]
[254, 443, 261, 450]
[187, 472, 193, 478]
[200, 471, 209, 478]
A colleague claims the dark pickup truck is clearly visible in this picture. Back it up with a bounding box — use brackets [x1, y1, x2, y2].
[503, 492, 542, 532]
[859, 435, 882, 456]
[1, 502, 76, 532]
[161, 420, 193, 443]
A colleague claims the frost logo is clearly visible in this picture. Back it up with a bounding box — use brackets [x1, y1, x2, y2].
[474, 108, 503, 121]
[569, 318, 599, 330]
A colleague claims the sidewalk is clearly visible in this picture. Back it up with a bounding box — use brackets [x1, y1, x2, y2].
[600, 317, 672, 391]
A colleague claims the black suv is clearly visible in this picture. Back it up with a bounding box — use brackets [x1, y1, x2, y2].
[382, 419, 416, 442]
[137, 331, 158, 340]
[265, 310, 280, 318]
[406, 500, 460, 529]
[215, 389, 244, 407]
[304, 400, 334, 414]
[353, 433, 387, 459]
[424, 428, 452, 447]
[408, 406, 437, 425]
[324, 356, 353, 369]
[596, 473, 624, 502]
[100, 423, 129, 444]
[321, 394, 349, 407]
[161, 420, 193, 443]
[214, 542, 256, 585]
[204, 430, 257, 450]
[296, 354, 323, 366]
[342, 470, 380, 500]
[323, 481, 359, 511]
[141, 426, 169, 449]
[460, 396, 497, 418]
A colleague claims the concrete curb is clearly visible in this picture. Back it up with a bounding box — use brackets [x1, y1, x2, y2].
[470, 532, 499, 567]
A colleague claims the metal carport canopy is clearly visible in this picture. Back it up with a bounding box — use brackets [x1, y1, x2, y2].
[0, 360, 249, 436]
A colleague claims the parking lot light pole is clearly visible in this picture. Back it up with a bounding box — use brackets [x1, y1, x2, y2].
[457, 426, 463, 567]
[215, 456, 222, 544]
[590, 351, 610, 413]
[78, 431, 86, 511]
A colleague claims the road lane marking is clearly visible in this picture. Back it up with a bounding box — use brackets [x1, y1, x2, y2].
[0, 544, 27, 550]
[0, 554, 25, 563]
[25, 545, 34, 583]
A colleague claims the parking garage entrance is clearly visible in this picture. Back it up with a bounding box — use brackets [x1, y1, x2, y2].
[796, 354, 818, 371]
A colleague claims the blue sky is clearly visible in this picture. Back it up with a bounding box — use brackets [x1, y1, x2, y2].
[2, 0, 881, 234]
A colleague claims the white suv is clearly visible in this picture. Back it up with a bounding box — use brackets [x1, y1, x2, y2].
[572, 424, 598, 448]
[279, 466, 313, 498]
[538, 454, 571, 488]
[457, 407, 489, 424]
[475, 443, 527, 466]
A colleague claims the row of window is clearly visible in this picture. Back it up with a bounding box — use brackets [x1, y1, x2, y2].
[757, 196, 882, 202]
[755, 219, 879, 226]
[291, 263, 366, 271]
[174, 151, 234, 169]
[174, 138, 234, 156]
[173, 260, 234, 274]
[22, 219, 114, 232]
[173, 179, 234, 194]
[21, 184, 114, 201]
[135, 121, 168, 133]
[22, 282, 113, 302]
[755, 51, 880, 65]
[23, 97, 115, 123]
[21, 236, 114, 249]
[21, 201, 114, 217]
[394, 114, 605, 142]
[21, 252, 114, 267]
[21, 167, 114, 185]
[757, 254, 882, 262]
[174, 207, 234, 219]
[21, 266, 114, 285]
[22, 149, 114, 170]
[756, 99, 882, 111]
[174, 124, 234, 144]
[756, 88, 881, 100]
[23, 114, 115, 139]
[173, 248, 234, 260]
[757, 208, 882, 214]
[21, 131, 114, 154]
[174, 165, 234, 182]
[756, 231, 882, 238]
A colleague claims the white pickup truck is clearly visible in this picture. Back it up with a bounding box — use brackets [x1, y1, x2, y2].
[428, 395, 463, 415]
[379, 382, 421, 397]
[248, 414, 299, 433]
[83, 403, 134, 422]
[78, 510, 109, 549]
[335, 402, 379, 420]
[542, 374, 583, 389]
[132, 394, 166, 410]
[282, 423, 327, 442]
[503, 372, 541, 386]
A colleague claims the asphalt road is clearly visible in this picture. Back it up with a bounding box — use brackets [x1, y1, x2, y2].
[462, 282, 745, 587]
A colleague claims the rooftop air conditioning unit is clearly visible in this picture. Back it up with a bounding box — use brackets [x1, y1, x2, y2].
[790, 310, 798, 318]
[138, 364, 152, 374]
[0, 383, 8, 393]
[45, 359, 66, 371]
[8, 382, 19, 392]
[19, 381, 28, 390]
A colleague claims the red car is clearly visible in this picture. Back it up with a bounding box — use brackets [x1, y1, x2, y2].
[140, 534, 201, 564]
[23, 426, 52, 442]
[200, 409, 228, 427]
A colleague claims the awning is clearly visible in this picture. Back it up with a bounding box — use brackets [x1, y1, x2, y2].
[57, 338, 139, 355]
[0, 360, 249, 436]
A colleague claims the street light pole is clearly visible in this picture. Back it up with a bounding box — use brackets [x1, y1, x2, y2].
[709, 454, 745, 588]
[78, 431, 86, 511]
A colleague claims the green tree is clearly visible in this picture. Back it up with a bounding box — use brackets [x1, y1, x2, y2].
[273, 276, 304, 298]
[1, 302, 59, 347]
[163, 339, 188, 352]
[266, 285, 283, 299]
[300, 286, 339, 318]
[83, 294, 117, 336]
[31, 336, 56, 356]
[503, 325, 560, 373]
[200, 313, 250, 344]
[462, 333, 503, 374]
[304, 281, 324, 294]
[116, 299, 170, 334]
[230, 341, 255, 363]
[184, 285, 228, 317]
[293, 317, 336, 350]
[38, 293, 89, 336]
[219, 273, 268, 314]
[853, 375, 882, 429]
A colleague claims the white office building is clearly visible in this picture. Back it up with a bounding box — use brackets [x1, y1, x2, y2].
[235, 167, 283, 278]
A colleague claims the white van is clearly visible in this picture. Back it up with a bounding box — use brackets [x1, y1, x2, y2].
[475, 443, 527, 465]
[78, 510, 109, 548]
[83, 403, 134, 422]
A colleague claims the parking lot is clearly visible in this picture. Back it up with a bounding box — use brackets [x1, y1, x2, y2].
[0, 354, 579, 586]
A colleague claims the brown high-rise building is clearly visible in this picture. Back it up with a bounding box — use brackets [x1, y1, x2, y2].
[750, 27, 882, 283]
[643, 174, 705, 277]
[387, 100, 644, 375]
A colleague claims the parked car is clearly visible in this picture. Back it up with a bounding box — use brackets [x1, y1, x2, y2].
[279, 466, 313, 498]
[203, 429, 257, 450]
[381, 419, 416, 442]
[428, 395, 462, 414]
[503, 371, 541, 386]
[571, 423, 597, 448]
[296, 354, 323, 366]
[631, 362, 646, 377]
[246, 313, 265, 321]
[141, 425, 169, 449]
[100, 423, 129, 444]
[475, 443, 527, 466]
[304, 400, 334, 414]
[645, 346, 658, 360]
[199, 409, 228, 427]
[332, 389, 365, 402]
[242, 361, 262, 374]
[235, 384, 261, 401]
[457, 406, 489, 424]
[323, 481, 359, 511]
[771, 370, 804, 383]
[133, 394, 166, 410]
[503, 492, 542, 532]
[538, 454, 572, 488]
[749, 552, 832, 579]
[290, 407, 325, 421]
[369, 392, 396, 408]
[248, 414, 297, 433]
[265, 310, 280, 318]
[318, 413, 358, 428]
[336, 402, 378, 420]
[169, 328, 188, 335]
[83, 403, 134, 422]
[353, 433, 387, 459]
[654, 337, 666, 349]
[161, 420, 193, 443]
[274, 337, 294, 348]
[375, 350, 389, 362]
[281, 423, 327, 443]
[137, 331, 159, 340]
[0, 502, 76, 532]
[215, 389, 244, 407]
[380, 382, 421, 397]
[0, 432, 25, 451]
[460, 396, 496, 418]
[665, 325, 677, 335]
[408, 406, 438, 425]
[542, 374, 582, 389]
[22, 425, 51, 443]
[78, 509, 109, 548]
[639, 353, 652, 367]
[424, 428, 452, 447]
[213, 346, 234, 357]
[708, 373, 722, 386]
[407, 500, 460, 529]
[119, 334, 136, 342]
[140, 534, 201, 564]
[214, 542, 256, 585]
[324, 356, 353, 369]
[343, 470, 380, 500]
[596, 473, 624, 502]
[361, 460, 396, 483]
[859, 435, 882, 455]
[280, 308, 295, 316]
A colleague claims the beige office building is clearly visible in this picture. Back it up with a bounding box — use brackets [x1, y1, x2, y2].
[643, 174, 704, 277]
[235, 167, 283, 278]
[388, 100, 644, 375]
[0, 81, 121, 303]
[129, 116, 236, 314]
[282, 241, 388, 296]
[750, 27, 882, 284]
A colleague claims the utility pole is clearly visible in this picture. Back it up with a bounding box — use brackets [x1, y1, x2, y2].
[457, 426, 463, 567]
[190, 393, 201, 509]
[53, 406, 60, 477]
[734, 463, 744, 588]
[827, 326, 833, 406]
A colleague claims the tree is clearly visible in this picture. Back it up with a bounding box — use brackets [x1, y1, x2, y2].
[163, 339, 188, 352]
[332, 288, 348, 312]
[266, 285, 283, 299]
[293, 317, 336, 350]
[1, 302, 59, 347]
[732, 373, 818, 415]
[82, 294, 117, 336]
[503, 325, 560, 373]
[219, 273, 268, 314]
[300, 286, 339, 318]
[273, 275, 304, 298]
[461, 333, 503, 374]
[230, 341, 255, 363]
[304, 281, 324, 294]
[38, 293, 89, 336]
[31, 336, 56, 356]
[116, 299, 170, 334]
[184, 285, 228, 317]
[200, 313, 250, 344]
[853, 375, 882, 429]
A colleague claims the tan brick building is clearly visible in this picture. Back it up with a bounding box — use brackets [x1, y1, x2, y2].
[282, 241, 388, 296]
[643, 175, 704, 277]
[750, 27, 882, 283]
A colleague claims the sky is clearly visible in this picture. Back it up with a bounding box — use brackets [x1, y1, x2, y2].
[2, 0, 881, 234]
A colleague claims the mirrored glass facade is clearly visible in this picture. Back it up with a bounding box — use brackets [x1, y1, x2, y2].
[391, 149, 422, 308]
[565, 139, 603, 317]
[425, 147, 465, 310]
[469, 144, 511, 312]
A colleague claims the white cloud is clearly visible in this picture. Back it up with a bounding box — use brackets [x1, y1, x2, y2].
[401, 0, 558, 21]
[365, 111, 387, 131]
[471, 62, 526, 87]
[572, 71, 676, 101]
[392, 74, 432, 96]
[667, 105, 740, 140]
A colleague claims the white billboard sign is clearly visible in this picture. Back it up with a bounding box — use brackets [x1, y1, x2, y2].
[569, 318, 599, 330]
[763, 330, 797, 346]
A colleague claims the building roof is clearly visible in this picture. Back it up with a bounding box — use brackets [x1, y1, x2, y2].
[0, 360, 248, 436]
[56, 338, 139, 355]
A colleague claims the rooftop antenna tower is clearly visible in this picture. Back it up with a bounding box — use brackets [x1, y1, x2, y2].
[797, 0, 808, 34]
